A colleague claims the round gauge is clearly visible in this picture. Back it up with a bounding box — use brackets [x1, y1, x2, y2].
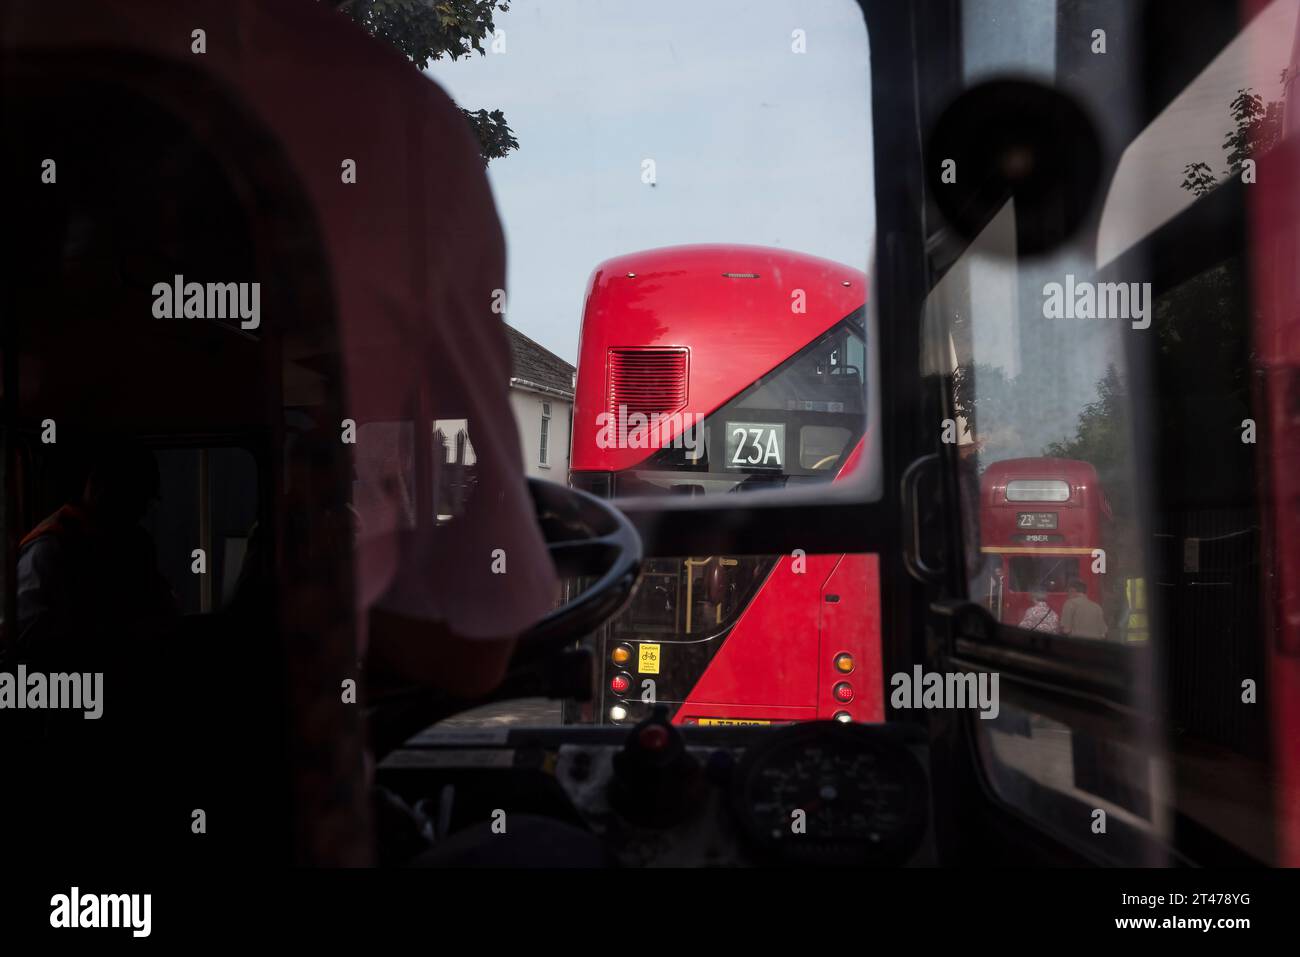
[729, 721, 929, 866]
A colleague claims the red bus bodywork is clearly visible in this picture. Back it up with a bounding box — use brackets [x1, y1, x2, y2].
[569, 245, 882, 726]
[978, 457, 1111, 630]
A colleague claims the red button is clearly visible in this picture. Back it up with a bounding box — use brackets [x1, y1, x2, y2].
[610, 674, 630, 695]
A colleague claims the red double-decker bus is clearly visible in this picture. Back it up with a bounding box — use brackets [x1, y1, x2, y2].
[976, 457, 1113, 633]
[568, 244, 882, 727]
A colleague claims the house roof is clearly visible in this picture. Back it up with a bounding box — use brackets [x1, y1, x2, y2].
[505, 325, 575, 398]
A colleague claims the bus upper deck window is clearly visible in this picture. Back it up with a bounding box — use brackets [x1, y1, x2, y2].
[1004, 480, 1071, 502]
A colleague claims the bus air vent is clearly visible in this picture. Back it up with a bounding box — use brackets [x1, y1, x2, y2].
[607, 347, 688, 419]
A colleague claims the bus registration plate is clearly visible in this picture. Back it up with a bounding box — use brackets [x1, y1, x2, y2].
[697, 718, 771, 726]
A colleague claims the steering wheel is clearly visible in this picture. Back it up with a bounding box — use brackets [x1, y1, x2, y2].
[507, 478, 643, 665]
[368, 478, 642, 757]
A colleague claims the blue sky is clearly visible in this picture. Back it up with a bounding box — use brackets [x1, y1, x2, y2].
[425, 0, 875, 363]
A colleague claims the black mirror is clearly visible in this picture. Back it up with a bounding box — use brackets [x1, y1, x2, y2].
[927, 78, 1103, 257]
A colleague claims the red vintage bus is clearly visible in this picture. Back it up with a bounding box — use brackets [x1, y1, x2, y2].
[977, 457, 1113, 633]
[568, 244, 882, 727]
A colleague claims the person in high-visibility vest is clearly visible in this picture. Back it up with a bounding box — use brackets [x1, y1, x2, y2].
[1122, 577, 1149, 642]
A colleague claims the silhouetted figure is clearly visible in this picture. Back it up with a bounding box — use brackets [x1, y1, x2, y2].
[15, 443, 176, 667]
[4, 444, 180, 864]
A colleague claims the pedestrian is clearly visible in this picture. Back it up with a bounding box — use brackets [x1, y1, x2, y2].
[1061, 578, 1107, 639]
[1018, 590, 1060, 633]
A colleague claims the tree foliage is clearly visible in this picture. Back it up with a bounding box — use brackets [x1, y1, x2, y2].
[1045, 364, 1133, 516]
[1179, 72, 1287, 196]
[1179, 160, 1215, 198]
[1222, 87, 1282, 176]
[328, 0, 518, 162]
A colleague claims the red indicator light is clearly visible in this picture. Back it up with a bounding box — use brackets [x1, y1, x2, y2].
[638, 725, 670, 752]
[833, 682, 854, 703]
[610, 674, 630, 695]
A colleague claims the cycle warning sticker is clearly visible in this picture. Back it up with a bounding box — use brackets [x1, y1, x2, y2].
[638, 643, 661, 674]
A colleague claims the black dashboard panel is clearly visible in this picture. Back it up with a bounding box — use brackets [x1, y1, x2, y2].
[377, 719, 935, 867]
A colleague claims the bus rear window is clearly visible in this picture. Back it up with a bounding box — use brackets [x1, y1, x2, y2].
[1005, 480, 1071, 502]
[1006, 556, 1078, 593]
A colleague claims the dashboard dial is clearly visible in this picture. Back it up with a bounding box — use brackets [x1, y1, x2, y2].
[730, 721, 929, 866]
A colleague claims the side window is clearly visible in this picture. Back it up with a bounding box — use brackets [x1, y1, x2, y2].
[734, 323, 866, 418]
[438, 422, 477, 523]
[142, 447, 259, 614]
[844, 333, 866, 381]
[928, 196, 1146, 643]
[929, 0, 1287, 864]
[540, 401, 551, 466]
[613, 556, 776, 639]
[352, 419, 481, 530]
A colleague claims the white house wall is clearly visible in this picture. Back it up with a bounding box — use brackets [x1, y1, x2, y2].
[509, 388, 572, 478]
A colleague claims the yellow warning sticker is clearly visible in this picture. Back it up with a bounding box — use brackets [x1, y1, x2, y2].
[638, 643, 661, 674]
